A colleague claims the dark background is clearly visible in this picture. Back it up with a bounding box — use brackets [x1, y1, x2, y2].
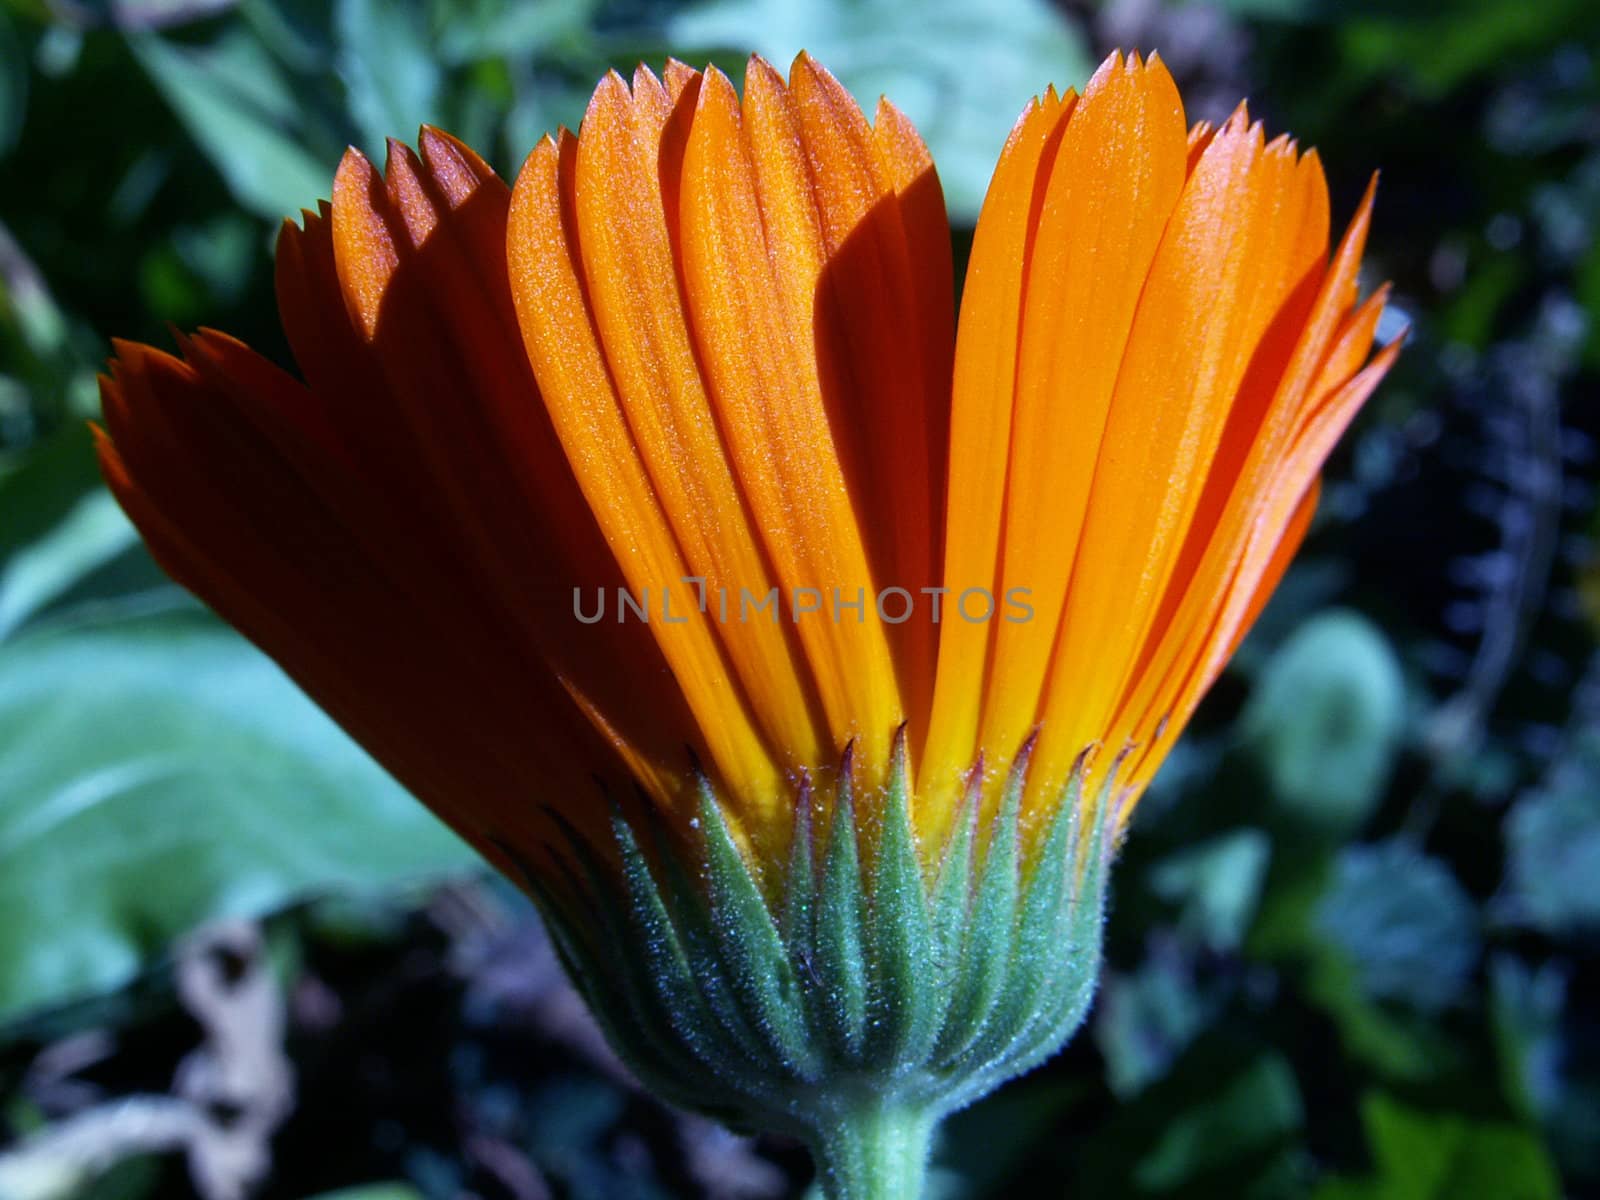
[1, 0, 1598, 1196]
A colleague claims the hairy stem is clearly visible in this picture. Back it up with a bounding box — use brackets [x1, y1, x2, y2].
[807, 1099, 937, 1200]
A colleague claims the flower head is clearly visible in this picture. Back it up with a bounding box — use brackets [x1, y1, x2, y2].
[97, 48, 1399, 1190]
[100, 50, 1394, 881]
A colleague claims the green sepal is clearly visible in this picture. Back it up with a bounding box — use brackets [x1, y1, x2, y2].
[866, 727, 936, 1066]
[932, 743, 1025, 1067]
[531, 822, 735, 1113]
[947, 780, 1109, 1107]
[516, 743, 1115, 1196]
[783, 774, 817, 947]
[815, 751, 870, 1060]
[694, 779, 822, 1080]
[965, 777, 1085, 1065]
[644, 816, 779, 1073]
[924, 779, 979, 1047]
[608, 806, 771, 1086]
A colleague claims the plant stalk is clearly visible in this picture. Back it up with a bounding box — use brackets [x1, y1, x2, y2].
[807, 1100, 936, 1200]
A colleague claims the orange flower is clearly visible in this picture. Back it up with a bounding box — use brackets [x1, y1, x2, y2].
[99, 49, 1404, 1192]
[98, 50, 1397, 890]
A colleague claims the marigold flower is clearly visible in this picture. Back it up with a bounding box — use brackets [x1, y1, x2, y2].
[97, 49, 1398, 1199]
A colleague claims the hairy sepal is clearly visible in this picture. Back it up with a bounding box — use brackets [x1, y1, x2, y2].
[526, 750, 1114, 1139]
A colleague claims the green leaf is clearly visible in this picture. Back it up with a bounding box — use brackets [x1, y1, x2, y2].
[1488, 955, 1566, 1125]
[1094, 955, 1213, 1100]
[1135, 1053, 1304, 1192]
[300, 1187, 425, 1200]
[1306, 951, 1463, 1085]
[128, 28, 333, 221]
[1150, 828, 1272, 953]
[1314, 1093, 1561, 1200]
[0, 428, 161, 641]
[1074, 1038, 1308, 1196]
[1501, 768, 1600, 935]
[1217, 0, 1320, 17]
[666, 0, 1092, 222]
[433, 0, 599, 66]
[1335, 0, 1599, 97]
[0, 9, 26, 159]
[335, 0, 443, 153]
[1314, 838, 1480, 1014]
[1241, 610, 1406, 838]
[0, 608, 472, 1023]
[936, 1077, 1086, 1195]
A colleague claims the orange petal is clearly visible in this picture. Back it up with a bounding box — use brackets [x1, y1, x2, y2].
[984, 53, 1191, 819]
[677, 62, 903, 792]
[509, 112, 795, 858]
[570, 68, 827, 794]
[786, 52, 948, 770]
[1099, 144, 1335, 769]
[1030, 99, 1325, 814]
[916, 86, 1076, 832]
[98, 340, 625, 870]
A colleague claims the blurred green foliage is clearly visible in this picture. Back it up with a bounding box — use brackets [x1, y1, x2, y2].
[666, 0, 1091, 216]
[1241, 611, 1406, 838]
[1, 0, 1598, 1197]
[1313, 1093, 1561, 1200]
[0, 605, 471, 1018]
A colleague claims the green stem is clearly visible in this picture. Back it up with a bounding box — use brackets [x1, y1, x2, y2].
[807, 1100, 937, 1200]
